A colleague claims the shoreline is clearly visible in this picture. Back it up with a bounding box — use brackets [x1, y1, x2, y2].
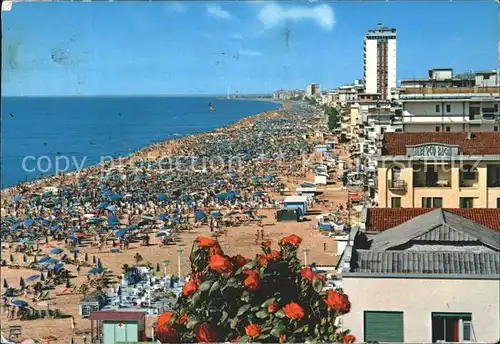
[1, 99, 286, 195]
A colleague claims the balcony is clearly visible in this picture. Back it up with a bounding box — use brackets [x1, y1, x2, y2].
[402, 86, 499, 95]
[413, 166, 451, 187]
[388, 179, 407, 191]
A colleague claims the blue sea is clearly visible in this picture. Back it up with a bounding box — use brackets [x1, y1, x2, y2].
[1, 96, 281, 187]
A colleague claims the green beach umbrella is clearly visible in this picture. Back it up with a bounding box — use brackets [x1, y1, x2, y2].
[10, 254, 14, 263]
[40, 272, 46, 282]
[84, 252, 89, 262]
[3, 279, 8, 289]
[156, 263, 161, 273]
[23, 255, 27, 263]
[19, 277, 25, 289]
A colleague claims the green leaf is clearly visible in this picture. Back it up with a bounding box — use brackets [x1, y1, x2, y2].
[220, 311, 229, 323]
[312, 276, 324, 293]
[190, 292, 201, 306]
[294, 325, 309, 333]
[259, 334, 270, 340]
[241, 260, 257, 271]
[261, 297, 275, 307]
[186, 316, 200, 329]
[270, 324, 286, 337]
[255, 309, 269, 319]
[237, 304, 251, 317]
[230, 317, 239, 329]
[209, 280, 220, 295]
[198, 280, 213, 292]
[241, 291, 250, 302]
[238, 335, 249, 343]
[274, 310, 285, 318]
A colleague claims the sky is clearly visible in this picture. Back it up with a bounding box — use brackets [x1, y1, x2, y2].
[1, 1, 498, 96]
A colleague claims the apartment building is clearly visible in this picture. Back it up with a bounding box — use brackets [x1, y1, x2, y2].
[377, 132, 500, 208]
[340, 208, 500, 343]
[363, 23, 397, 100]
[305, 83, 321, 98]
[400, 68, 500, 133]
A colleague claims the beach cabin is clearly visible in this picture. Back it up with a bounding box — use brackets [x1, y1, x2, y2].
[89, 310, 147, 344]
[314, 144, 328, 153]
[295, 185, 317, 199]
[283, 195, 309, 216]
[314, 174, 328, 185]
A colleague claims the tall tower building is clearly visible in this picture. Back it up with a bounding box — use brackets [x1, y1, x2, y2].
[363, 23, 396, 100]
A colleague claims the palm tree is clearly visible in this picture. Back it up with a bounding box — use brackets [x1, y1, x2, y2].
[133, 253, 143, 266]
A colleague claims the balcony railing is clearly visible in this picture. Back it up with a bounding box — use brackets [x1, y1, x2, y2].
[402, 86, 499, 95]
[388, 179, 407, 191]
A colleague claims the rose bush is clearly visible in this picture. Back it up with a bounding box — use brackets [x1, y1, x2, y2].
[155, 235, 355, 343]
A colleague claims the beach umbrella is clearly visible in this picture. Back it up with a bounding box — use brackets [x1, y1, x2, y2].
[10, 254, 14, 263]
[65, 279, 71, 288]
[24, 218, 34, 227]
[96, 202, 109, 209]
[9, 223, 19, 231]
[40, 272, 46, 281]
[23, 254, 27, 263]
[50, 263, 65, 272]
[97, 259, 103, 269]
[25, 274, 40, 282]
[126, 224, 138, 231]
[87, 218, 102, 225]
[3, 279, 8, 289]
[157, 193, 167, 201]
[85, 252, 89, 262]
[40, 258, 59, 265]
[155, 232, 167, 238]
[106, 205, 116, 212]
[88, 267, 104, 275]
[11, 300, 29, 308]
[110, 193, 122, 201]
[37, 256, 51, 263]
[50, 248, 63, 255]
[92, 255, 96, 264]
[13, 194, 22, 202]
[156, 263, 161, 272]
[51, 224, 60, 231]
[19, 277, 25, 289]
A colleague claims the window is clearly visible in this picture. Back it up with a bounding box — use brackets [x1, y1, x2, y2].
[435, 104, 440, 112]
[391, 197, 401, 208]
[446, 104, 451, 112]
[461, 164, 476, 181]
[445, 126, 451, 132]
[483, 74, 490, 80]
[435, 126, 440, 132]
[495, 104, 498, 112]
[495, 126, 499, 132]
[497, 198, 500, 208]
[364, 311, 404, 343]
[460, 197, 474, 209]
[431, 312, 473, 343]
[422, 197, 443, 208]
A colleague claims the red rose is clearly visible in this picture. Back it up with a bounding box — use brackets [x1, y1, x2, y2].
[156, 311, 174, 328]
[279, 234, 302, 246]
[257, 254, 268, 267]
[324, 289, 351, 313]
[177, 314, 189, 325]
[231, 254, 251, 269]
[155, 325, 178, 343]
[265, 250, 281, 261]
[182, 279, 198, 297]
[261, 241, 271, 248]
[209, 242, 223, 256]
[300, 267, 315, 282]
[267, 302, 278, 313]
[282, 302, 305, 320]
[343, 334, 356, 344]
[209, 254, 233, 274]
[245, 323, 262, 338]
[243, 270, 260, 291]
[194, 322, 219, 343]
[196, 236, 216, 248]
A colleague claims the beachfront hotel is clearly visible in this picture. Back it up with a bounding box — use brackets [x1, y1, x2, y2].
[376, 132, 500, 208]
[363, 23, 397, 100]
[338, 208, 500, 343]
[399, 68, 500, 133]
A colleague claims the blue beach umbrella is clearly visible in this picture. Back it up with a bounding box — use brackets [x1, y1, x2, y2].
[88, 267, 104, 275]
[159, 214, 169, 221]
[11, 300, 29, 308]
[24, 218, 34, 227]
[96, 202, 109, 209]
[12, 195, 22, 202]
[157, 194, 167, 201]
[50, 248, 63, 255]
[25, 274, 40, 282]
[87, 218, 102, 225]
[40, 258, 59, 265]
[110, 194, 121, 201]
[9, 224, 19, 231]
[155, 232, 167, 238]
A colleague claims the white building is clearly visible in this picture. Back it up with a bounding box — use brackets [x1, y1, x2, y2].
[340, 208, 500, 343]
[305, 83, 321, 98]
[363, 23, 397, 100]
[400, 69, 500, 133]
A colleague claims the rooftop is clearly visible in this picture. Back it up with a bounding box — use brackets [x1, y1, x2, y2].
[401, 86, 498, 95]
[365, 208, 500, 232]
[382, 132, 500, 156]
[89, 310, 147, 321]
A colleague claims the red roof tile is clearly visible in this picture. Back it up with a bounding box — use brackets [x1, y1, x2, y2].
[366, 208, 500, 232]
[89, 310, 146, 321]
[382, 132, 500, 156]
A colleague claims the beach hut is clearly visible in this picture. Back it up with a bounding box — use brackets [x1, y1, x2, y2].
[89, 310, 146, 344]
[295, 185, 317, 199]
[283, 195, 309, 216]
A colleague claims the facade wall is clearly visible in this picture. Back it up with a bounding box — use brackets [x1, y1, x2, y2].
[386, 39, 397, 98]
[342, 277, 500, 343]
[378, 161, 500, 208]
[364, 39, 378, 94]
[403, 123, 497, 133]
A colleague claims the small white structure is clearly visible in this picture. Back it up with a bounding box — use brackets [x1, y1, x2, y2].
[314, 174, 327, 185]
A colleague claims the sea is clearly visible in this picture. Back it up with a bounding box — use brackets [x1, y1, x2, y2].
[1, 96, 281, 188]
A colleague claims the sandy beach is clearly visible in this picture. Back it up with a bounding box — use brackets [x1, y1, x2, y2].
[1, 102, 354, 343]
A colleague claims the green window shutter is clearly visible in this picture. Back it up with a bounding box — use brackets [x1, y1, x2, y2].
[364, 311, 404, 342]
